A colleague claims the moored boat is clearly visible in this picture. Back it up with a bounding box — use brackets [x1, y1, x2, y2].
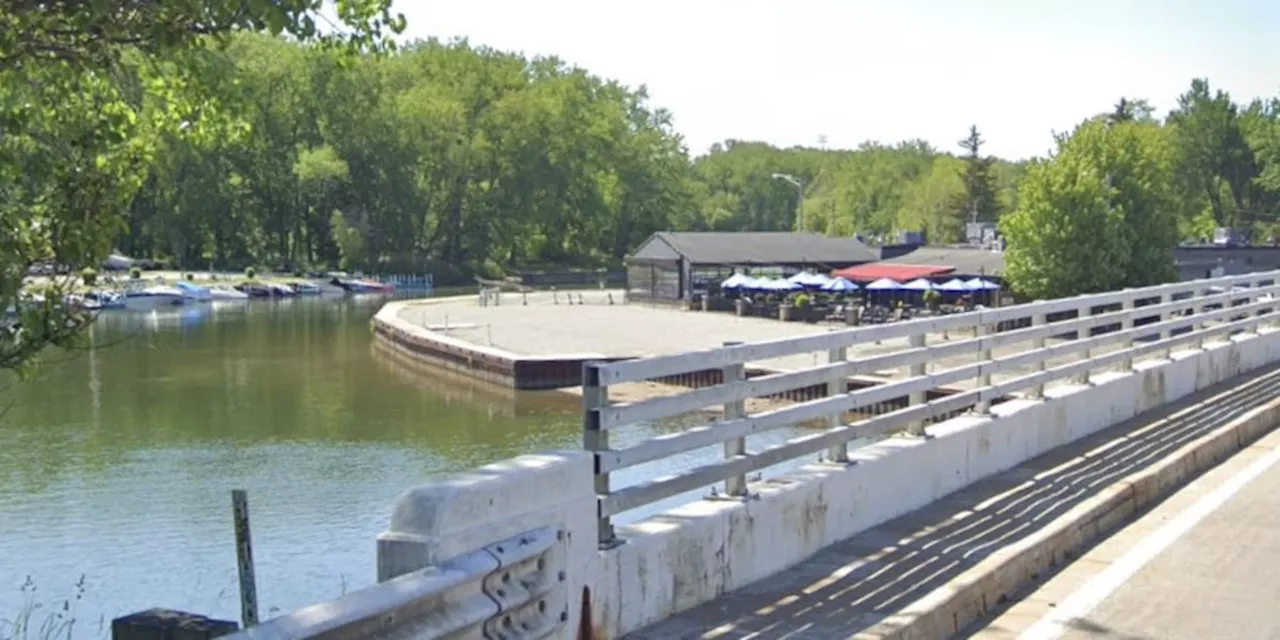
[123, 285, 186, 310]
[290, 281, 322, 296]
[329, 277, 395, 294]
[174, 281, 213, 302]
[209, 287, 249, 301]
[234, 282, 274, 298]
[267, 283, 297, 297]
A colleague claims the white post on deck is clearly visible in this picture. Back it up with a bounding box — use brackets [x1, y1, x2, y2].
[907, 332, 928, 434]
[826, 335, 849, 462]
[722, 341, 748, 497]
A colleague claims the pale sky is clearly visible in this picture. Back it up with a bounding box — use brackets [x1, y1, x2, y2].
[393, 0, 1280, 161]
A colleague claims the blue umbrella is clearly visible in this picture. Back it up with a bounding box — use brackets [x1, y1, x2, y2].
[936, 278, 972, 292]
[865, 277, 903, 291]
[820, 277, 859, 293]
[720, 273, 751, 289]
[966, 278, 1000, 291]
[902, 278, 935, 291]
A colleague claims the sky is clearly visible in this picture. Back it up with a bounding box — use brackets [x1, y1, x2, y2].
[392, 0, 1280, 161]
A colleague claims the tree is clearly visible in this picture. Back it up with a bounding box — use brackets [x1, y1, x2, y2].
[1166, 79, 1262, 231]
[0, 1, 403, 375]
[950, 125, 1001, 225]
[1001, 118, 1179, 299]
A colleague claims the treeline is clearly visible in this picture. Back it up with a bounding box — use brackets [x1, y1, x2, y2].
[118, 34, 1026, 282]
[115, 35, 1280, 289]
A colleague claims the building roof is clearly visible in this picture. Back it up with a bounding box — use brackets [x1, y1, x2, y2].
[629, 231, 878, 266]
[831, 263, 955, 283]
[875, 245, 1006, 276]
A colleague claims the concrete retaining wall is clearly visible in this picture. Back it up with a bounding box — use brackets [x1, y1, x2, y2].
[378, 326, 1280, 639]
[371, 300, 617, 390]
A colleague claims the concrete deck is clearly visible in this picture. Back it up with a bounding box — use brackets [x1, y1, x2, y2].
[395, 291, 1141, 391]
[966, 400, 1280, 640]
[624, 364, 1280, 639]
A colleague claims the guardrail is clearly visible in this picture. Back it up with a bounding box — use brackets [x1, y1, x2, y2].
[224, 527, 566, 640]
[581, 271, 1280, 544]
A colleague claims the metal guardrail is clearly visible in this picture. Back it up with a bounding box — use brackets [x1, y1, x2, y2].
[225, 527, 566, 640]
[582, 271, 1280, 544]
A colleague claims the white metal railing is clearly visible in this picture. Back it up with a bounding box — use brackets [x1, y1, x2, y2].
[225, 527, 566, 640]
[581, 271, 1280, 544]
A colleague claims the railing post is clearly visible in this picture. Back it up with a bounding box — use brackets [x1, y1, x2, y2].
[973, 318, 993, 415]
[1030, 311, 1047, 397]
[1073, 303, 1092, 384]
[721, 341, 748, 497]
[826, 334, 850, 462]
[1118, 293, 1135, 371]
[582, 361, 615, 546]
[1194, 287, 1209, 349]
[907, 330, 929, 434]
[1254, 279, 1270, 330]
[1159, 293, 1173, 358]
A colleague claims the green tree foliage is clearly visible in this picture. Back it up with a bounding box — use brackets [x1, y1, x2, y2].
[951, 126, 1001, 224]
[0, 0, 402, 374]
[1001, 119, 1179, 299]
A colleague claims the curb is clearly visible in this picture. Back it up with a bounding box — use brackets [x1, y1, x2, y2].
[857, 383, 1280, 640]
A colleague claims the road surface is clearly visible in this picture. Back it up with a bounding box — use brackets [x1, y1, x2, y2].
[965, 422, 1280, 640]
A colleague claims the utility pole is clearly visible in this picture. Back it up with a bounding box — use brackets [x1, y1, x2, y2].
[772, 173, 805, 232]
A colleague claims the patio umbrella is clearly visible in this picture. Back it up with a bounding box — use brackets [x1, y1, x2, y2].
[902, 278, 935, 291]
[864, 277, 903, 291]
[770, 279, 802, 291]
[936, 278, 972, 292]
[965, 278, 1001, 291]
[820, 277, 859, 293]
[720, 273, 751, 289]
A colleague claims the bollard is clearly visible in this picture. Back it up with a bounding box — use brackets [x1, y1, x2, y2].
[112, 609, 238, 640]
[522, 290, 528, 306]
[607, 292, 614, 305]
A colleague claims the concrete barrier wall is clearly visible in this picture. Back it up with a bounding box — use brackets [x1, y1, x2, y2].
[378, 326, 1280, 639]
[371, 301, 614, 389]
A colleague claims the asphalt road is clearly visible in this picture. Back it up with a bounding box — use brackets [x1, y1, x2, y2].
[965, 423, 1280, 640]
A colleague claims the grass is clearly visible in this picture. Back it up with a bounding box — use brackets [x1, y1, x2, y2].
[1, 576, 101, 640]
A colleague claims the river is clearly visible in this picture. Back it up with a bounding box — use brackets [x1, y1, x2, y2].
[0, 296, 814, 636]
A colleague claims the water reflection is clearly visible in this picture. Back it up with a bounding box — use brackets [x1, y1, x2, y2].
[0, 296, 581, 633]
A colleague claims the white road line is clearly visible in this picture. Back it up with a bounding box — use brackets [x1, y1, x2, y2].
[1019, 439, 1280, 640]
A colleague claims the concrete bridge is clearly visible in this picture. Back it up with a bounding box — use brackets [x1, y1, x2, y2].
[228, 271, 1280, 640]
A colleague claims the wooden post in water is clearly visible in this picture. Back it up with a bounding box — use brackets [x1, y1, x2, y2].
[232, 489, 259, 629]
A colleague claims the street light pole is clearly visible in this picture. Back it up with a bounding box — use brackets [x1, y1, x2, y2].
[772, 173, 805, 231]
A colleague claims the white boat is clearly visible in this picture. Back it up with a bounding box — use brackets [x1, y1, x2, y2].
[209, 287, 249, 301]
[174, 281, 213, 302]
[123, 285, 186, 310]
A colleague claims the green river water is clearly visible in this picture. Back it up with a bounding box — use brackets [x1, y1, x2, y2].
[0, 296, 809, 637]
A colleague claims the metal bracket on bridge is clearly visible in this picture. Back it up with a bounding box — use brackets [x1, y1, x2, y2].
[480, 526, 568, 640]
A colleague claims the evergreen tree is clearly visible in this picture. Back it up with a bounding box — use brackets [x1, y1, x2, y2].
[951, 125, 1001, 224]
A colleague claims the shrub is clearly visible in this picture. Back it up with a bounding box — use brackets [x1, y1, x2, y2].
[80, 268, 97, 286]
[923, 288, 942, 311]
[793, 293, 810, 308]
[129, 267, 141, 279]
[245, 266, 257, 279]
[184, 273, 194, 281]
